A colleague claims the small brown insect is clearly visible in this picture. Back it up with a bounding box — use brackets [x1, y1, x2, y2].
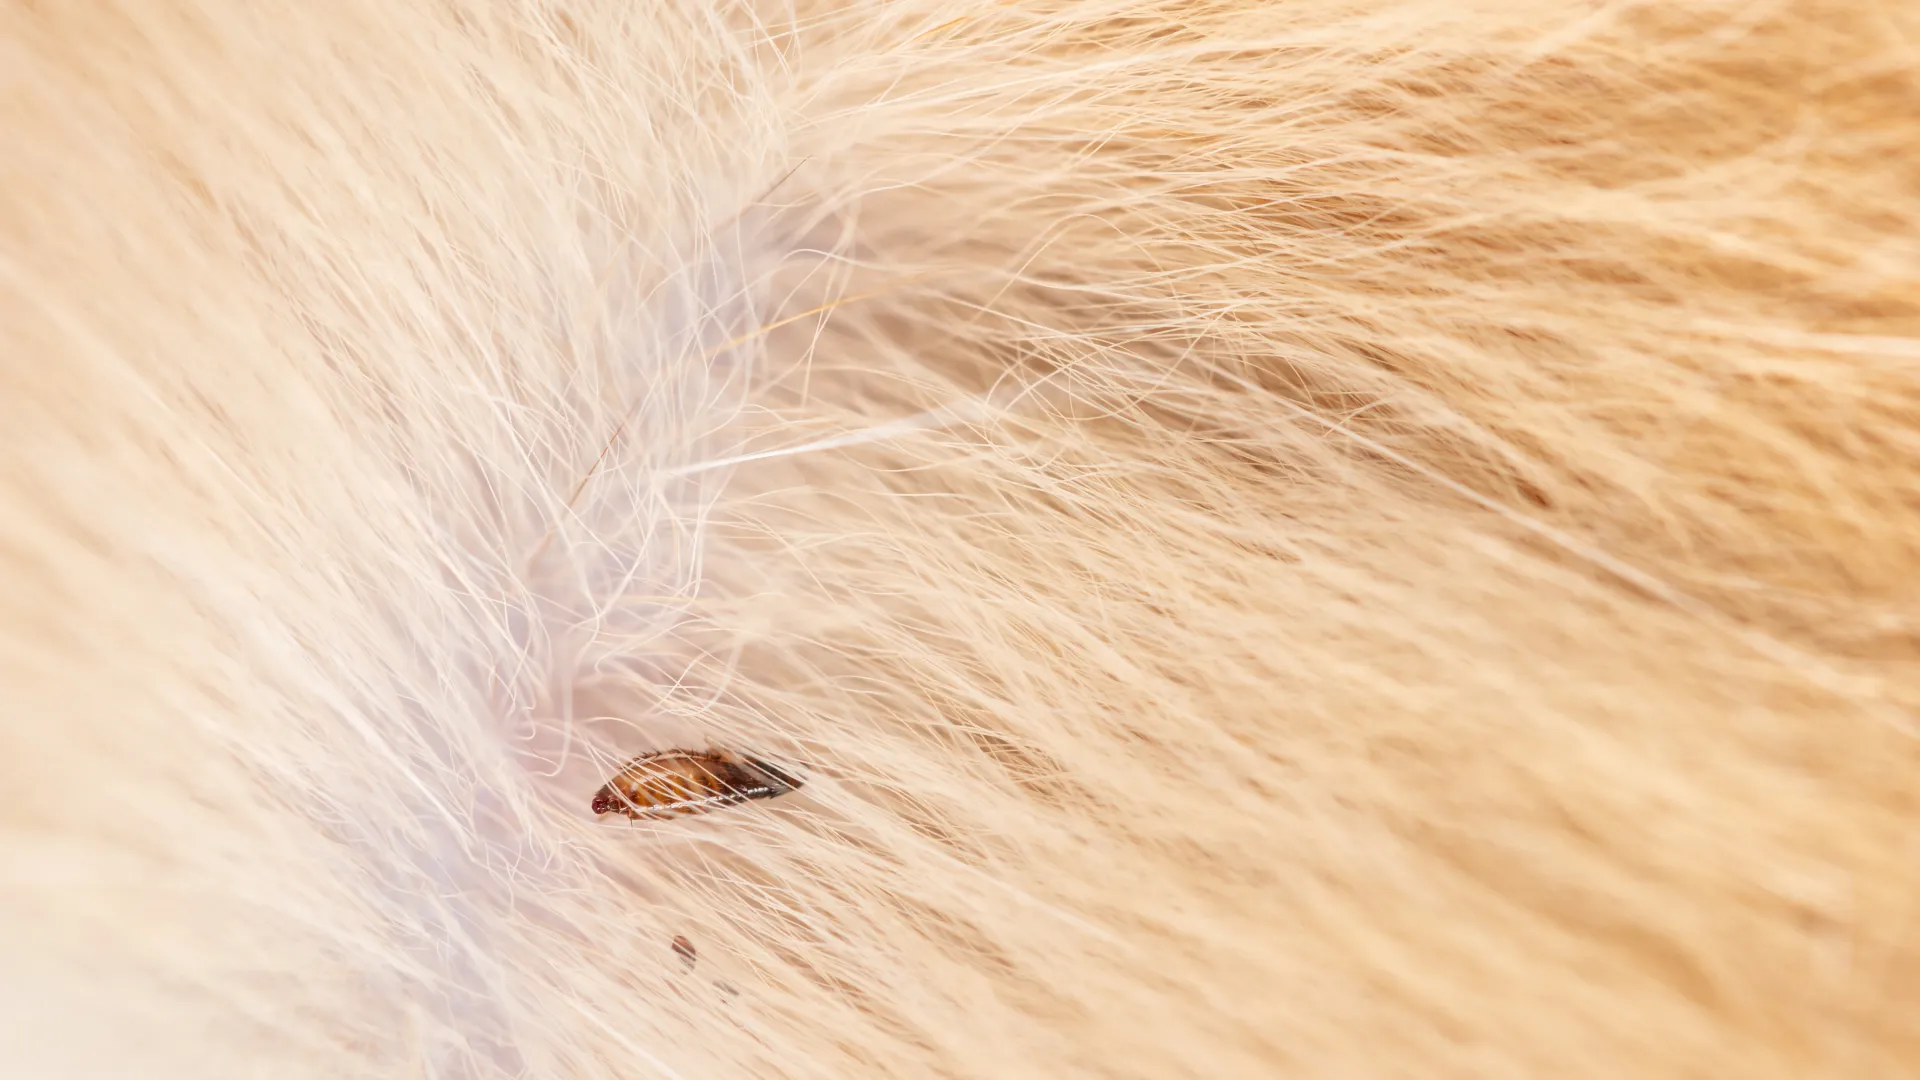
[590, 748, 804, 821]
[670, 935, 697, 967]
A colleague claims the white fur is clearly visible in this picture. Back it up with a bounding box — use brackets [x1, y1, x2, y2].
[3, 1, 1918, 1077]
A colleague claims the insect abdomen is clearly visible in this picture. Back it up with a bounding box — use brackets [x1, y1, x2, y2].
[591, 749, 804, 820]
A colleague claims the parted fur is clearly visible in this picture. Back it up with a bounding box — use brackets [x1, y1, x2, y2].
[2, 1, 1918, 1078]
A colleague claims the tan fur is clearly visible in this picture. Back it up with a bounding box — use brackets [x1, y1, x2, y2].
[2, 1, 1918, 1077]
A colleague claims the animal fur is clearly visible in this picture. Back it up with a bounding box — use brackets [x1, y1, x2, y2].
[1, 1, 1917, 1077]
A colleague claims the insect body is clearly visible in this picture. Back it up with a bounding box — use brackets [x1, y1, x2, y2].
[590, 748, 804, 821]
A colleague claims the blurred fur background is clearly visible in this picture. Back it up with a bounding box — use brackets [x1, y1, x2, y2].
[3, 1, 1918, 1076]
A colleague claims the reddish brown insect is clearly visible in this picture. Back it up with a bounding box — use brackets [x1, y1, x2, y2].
[670, 935, 697, 967]
[590, 748, 804, 821]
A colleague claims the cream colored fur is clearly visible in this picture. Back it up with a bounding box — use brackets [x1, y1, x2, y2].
[2, 1, 1918, 1077]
